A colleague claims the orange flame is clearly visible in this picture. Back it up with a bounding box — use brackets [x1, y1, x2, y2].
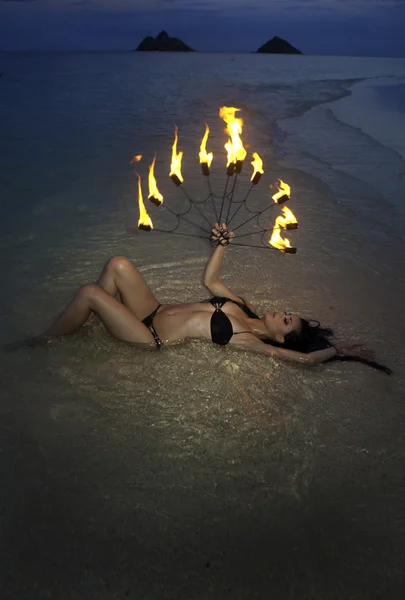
[219, 106, 247, 167]
[251, 152, 264, 181]
[148, 155, 163, 205]
[269, 206, 297, 251]
[131, 154, 142, 164]
[199, 124, 213, 167]
[169, 126, 184, 183]
[137, 173, 153, 230]
[272, 179, 291, 203]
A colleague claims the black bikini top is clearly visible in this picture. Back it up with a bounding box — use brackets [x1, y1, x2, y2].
[206, 296, 260, 346]
[205, 296, 260, 320]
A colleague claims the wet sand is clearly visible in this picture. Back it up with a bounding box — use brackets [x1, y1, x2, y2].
[1, 178, 404, 598]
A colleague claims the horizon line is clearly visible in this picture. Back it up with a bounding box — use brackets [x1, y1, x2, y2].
[0, 49, 404, 59]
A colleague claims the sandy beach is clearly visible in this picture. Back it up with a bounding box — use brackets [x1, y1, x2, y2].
[1, 53, 405, 598]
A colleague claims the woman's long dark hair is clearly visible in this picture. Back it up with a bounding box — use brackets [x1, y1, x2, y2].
[266, 318, 392, 374]
[284, 319, 332, 353]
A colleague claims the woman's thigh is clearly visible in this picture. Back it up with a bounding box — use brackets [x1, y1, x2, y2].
[106, 256, 161, 321]
[92, 286, 156, 344]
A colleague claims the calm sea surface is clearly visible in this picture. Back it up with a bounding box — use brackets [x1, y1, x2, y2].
[1, 52, 404, 217]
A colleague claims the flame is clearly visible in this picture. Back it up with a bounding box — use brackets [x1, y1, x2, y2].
[251, 152, 264, 181]
[131, 154, 142, 164]
[281, 206, 297, 227]
[219, 106, 247, 167]
[169, 126, 184, 183]
[272, 179, 291, 203]
[269, 206, 297, 251]
[137, 173, 153, 230]
[199, 124, 213, 167]
[148, 155, 164, 204]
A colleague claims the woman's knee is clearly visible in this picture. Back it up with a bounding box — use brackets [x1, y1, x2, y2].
[106, 256, 133, 276]
[76, 283, 100, 302]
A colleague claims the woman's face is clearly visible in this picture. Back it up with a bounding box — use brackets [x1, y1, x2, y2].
[264, 311, 302, 343]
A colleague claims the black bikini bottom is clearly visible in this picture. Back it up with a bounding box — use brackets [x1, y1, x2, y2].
[142, 305, 163, 349]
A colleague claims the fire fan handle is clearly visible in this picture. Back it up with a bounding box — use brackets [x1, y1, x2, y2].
[209, 223, 235, 247]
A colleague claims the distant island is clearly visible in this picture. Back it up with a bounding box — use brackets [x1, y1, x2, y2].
[134, 31, 194, 52]
[133, 31, 302, 54]
[256, 36, 302, 54]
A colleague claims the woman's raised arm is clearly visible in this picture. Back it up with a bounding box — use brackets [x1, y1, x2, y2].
[203, 223, 242, 301]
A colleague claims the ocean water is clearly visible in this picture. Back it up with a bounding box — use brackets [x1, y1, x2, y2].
[1, 53, 405, 598]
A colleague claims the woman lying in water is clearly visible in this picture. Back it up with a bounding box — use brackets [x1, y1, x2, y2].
[24, 222, 389, 371]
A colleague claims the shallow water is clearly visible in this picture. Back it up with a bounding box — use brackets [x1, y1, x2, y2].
[1, 52, 405, 598]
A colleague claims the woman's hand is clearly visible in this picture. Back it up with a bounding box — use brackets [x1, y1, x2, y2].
[210, 222, 235, 246]
[333, 341, 376, 362]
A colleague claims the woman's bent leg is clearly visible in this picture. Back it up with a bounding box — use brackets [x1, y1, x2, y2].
[42, 284, 155, 344]
[96, 256, 160, 320]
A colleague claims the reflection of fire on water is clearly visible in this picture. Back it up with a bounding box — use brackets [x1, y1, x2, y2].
[219, 106, 247, 176]
[271, 179, 290, 205]
[270, 206, 298, 253]
[169, 126, 184, 186]
[199, 124, 213, 176]
[137, 173, 154, 231]
[148, 155, 164, 206]
[251, 152, 264, 185]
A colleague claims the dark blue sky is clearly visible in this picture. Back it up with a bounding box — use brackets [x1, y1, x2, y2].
[0, 0, 404, 56]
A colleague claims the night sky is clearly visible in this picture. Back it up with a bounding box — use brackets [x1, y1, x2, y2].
[0, 0, 404, 57]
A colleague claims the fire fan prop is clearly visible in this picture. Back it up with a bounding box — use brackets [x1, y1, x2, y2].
[134, 106, 299, 253]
